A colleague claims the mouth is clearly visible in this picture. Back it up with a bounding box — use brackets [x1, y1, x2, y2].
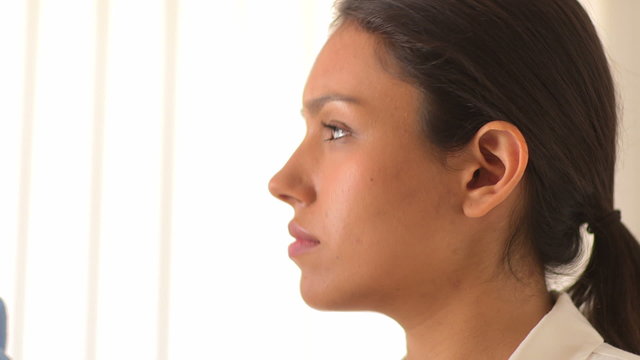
[288, 221, 321, 258]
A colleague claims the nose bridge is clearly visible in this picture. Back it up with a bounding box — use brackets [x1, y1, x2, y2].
[269, 138, 317, 206]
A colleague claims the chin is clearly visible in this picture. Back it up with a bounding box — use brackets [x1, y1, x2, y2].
[300, 291, 335, 311]
[299, 275, 376, 312]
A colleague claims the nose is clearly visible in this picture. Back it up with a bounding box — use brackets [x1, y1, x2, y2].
[268, 146, 316, 208]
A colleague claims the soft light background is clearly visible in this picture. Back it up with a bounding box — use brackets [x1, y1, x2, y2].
[0, 1, 637, 359]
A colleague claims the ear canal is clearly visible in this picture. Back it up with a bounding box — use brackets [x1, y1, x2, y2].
[466, 137, 506, 190]
[467, 167, 501, 190]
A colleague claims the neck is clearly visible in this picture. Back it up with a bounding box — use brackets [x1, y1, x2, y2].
[398, 270, 552, 360]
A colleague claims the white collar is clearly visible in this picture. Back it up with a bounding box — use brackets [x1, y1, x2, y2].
[508, 292, 604, 360]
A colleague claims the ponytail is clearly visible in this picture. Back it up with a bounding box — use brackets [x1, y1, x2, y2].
[570, 212, 640, 353]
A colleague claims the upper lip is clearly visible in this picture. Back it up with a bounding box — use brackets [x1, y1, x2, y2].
[288, 221, 321, 243]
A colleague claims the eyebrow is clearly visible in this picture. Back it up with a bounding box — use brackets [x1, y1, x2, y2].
[302, 94, 361, 116]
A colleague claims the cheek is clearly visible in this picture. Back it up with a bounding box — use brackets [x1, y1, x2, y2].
[321, 150, 445, 236]
[318, 152, 446, 274]
[319, 154, 393, 246]
[301, 147, 460, 310]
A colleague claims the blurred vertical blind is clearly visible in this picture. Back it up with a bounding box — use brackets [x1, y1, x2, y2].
[0, 1, 637, 359]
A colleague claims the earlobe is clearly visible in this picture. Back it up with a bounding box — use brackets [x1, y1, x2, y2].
[462, 121, 528, 218]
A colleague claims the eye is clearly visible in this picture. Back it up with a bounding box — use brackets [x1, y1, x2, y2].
[322, 122, 351, 142]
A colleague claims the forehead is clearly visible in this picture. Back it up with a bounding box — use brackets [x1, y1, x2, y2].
[303, 23, 417, 112]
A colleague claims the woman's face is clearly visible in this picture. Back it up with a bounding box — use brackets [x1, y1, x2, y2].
[269, 23, 473, 313]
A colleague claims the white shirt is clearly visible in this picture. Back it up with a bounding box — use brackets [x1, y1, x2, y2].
[509, 292, 640, 360]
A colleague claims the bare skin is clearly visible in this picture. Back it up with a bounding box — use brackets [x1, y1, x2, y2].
[269, 23, 552, 360]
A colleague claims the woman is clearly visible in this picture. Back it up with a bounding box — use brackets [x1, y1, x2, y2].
[269, 0, 640, 358]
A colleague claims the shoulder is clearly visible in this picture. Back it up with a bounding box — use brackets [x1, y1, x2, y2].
[589, 343, 640, 360]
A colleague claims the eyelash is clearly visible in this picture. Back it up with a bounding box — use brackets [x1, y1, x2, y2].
[322, 122, 351, 142]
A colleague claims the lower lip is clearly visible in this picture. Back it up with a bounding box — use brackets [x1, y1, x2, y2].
[288, 238, 320, 258]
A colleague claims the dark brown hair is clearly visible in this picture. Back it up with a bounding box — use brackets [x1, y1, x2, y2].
[335, 0, 640, 353]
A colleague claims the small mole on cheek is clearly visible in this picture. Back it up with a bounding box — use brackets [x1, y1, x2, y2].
[369, 177, 374, 183]
[450, 276, 462, 289]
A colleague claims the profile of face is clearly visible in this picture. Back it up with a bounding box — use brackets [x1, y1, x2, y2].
[269, 23, 527, 315]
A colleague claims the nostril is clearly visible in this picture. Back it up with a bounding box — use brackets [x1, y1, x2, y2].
[277, 193, 295, 203]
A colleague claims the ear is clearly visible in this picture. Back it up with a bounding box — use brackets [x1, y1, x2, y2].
[460, 121, 528, 218]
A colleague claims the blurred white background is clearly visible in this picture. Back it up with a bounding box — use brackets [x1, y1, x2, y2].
[0, 1, 637, 359]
